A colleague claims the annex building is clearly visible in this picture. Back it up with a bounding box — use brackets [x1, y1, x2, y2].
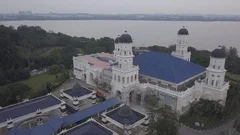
[73, 27, 230, 114]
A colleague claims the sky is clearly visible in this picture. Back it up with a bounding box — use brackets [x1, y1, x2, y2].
[1, 0, 240, 15]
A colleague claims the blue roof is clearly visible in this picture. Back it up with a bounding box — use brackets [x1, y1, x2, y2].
[62, 98, 121, 128]
[0, 95, 61, 123]
[64, 83, 92, 97]
[106, 106, 145, 125]
[63, 121, 113, 135]
[133, 52, 206, 83]
[7, 116, 63, 135]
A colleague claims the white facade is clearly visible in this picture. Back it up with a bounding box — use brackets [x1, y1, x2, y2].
[201, 56, 229, 104]
[111, 41, 140, 105]
[73, 31, 229, 114]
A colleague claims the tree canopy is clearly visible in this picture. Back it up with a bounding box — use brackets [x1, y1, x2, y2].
[0, 25, 114, 86]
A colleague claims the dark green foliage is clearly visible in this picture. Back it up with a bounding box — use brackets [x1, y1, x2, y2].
[48, 65, 63, 74]
[180, 82, 240, 129]
[0, 83, 31, 106]
[234, 116, 240, 132]
[0, 25, 114, 86]
[148, 45, 175, 54]
[188, 99, 224, 119]
[0, 68, 30, 85]
[145, 92, 179, 135]
[147, 105, 180, 135]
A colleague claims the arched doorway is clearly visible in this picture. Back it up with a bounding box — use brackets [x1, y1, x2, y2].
[89, 73, 94, 83]
[129, 91, 134, 103]
[116, 91, 122, 99]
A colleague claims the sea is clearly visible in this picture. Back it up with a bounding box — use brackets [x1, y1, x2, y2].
[1, 20, 240, 52]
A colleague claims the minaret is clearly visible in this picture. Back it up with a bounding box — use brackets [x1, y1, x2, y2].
[203, 46, 229, 104]
[205, 46, 227, 87]
[171, 26, 191, 61]
[111, 31, 139, 105]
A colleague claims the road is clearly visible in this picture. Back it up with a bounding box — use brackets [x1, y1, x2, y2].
[179, 120, 234, 135]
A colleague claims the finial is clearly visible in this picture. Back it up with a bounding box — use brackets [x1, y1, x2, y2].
[183, 26, 185, 28]
[124, 30, 128, 33]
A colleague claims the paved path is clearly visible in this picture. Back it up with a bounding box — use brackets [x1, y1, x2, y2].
[179, 120, 234, 135]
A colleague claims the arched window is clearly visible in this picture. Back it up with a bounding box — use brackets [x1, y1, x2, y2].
[211, 80, 214, 85]
[218, 66, 220, 69]
[131, 76, 133, 82]
[122, 77, 125, 84]
[127, 77, 129, 83]
[114, 74, 116, 81]
[135, 74, 137, 81]
[118, 76, 120, 82]
[213, 65, 216, 69]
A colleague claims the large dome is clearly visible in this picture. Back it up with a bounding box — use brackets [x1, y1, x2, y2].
[118, 31, 133, 43]
[211, 47, 226, 58]
[118, 105, 132, 118]
[178, 26, 189, 35]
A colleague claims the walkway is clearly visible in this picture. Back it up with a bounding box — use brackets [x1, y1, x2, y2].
[179, 120, 234, 135]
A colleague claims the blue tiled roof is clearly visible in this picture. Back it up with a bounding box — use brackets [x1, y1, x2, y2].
[64, 83, 92, 97]
[0, 95, 61, 123]
[106, 106, 145, 125]
[62, 98, 121, 128]
[64, 121, 113, 135]
[133, 52, 206, 83]
[7, 116, 63, 135]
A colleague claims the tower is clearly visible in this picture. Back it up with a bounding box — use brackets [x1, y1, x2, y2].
[203, 46, 229, 104]
[111, 31, 139, 105]
[205, 47, 227, 87]
[171, 26, 191, 61]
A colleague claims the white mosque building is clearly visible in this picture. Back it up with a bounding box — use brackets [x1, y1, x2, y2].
[73, 27, 229, 114]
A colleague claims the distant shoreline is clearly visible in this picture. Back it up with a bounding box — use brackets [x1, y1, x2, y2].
[1, 19, 240, 22]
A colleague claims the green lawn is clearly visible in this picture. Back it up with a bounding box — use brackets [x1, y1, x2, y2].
[20, 72, 57, 92]
[226, 73, 240, 83]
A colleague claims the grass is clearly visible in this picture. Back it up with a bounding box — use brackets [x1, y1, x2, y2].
[39, 47, 63, 57]
[226, 73, 240, 83]
[20, 72, 57, 92]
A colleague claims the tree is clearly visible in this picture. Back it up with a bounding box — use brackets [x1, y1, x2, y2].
[147, 105, 180, 135]
[233, 116, 240, 132]
[145, 92, 179, 135]
[0, 83, 31, 106]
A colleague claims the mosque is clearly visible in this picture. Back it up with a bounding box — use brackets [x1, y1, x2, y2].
[0, 27, 230, 135]
[73, 27, 230, 114]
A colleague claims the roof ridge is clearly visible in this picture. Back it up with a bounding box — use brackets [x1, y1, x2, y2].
[46, 117, 59, 132]
[168, 56, 177, 82]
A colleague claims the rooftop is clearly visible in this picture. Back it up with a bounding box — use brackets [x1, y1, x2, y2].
[61, 120, 114, 135]
[7, 116, 62, 135]
[0, 95, 61, 123]
[106, 105, 145, 125]
[64, 83, 92, 98]
[80, 53, 114, 69]
[62, 97, 121, 128]
[133, 52, 206, 84]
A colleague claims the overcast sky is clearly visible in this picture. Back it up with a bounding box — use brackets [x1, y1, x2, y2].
[1, 0, 240, 15]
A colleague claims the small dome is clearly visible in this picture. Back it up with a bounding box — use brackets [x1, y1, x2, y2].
[73, 83, 82, 91]
[118, 31, 133, 43]
[178, 26, 189, 35]
[118, 105, 132, 118]
[211, 47, 226, 58]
